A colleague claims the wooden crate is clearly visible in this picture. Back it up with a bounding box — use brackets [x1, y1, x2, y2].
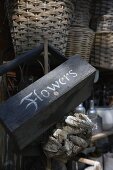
[0, 56, 96, 150]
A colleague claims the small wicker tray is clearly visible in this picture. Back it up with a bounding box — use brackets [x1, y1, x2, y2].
[91, 31, 113, 69]
[65, 26, 95, 62]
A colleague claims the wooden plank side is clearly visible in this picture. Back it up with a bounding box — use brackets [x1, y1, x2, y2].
[15, 74, 95, 149]
[0, 55, 96, 149]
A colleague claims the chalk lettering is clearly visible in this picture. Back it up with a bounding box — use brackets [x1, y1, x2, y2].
[64, 73, 70, 81]
[20, 92, 38, 111]
[41, 90, 50, 98]
[26, 98, 37, 110]
[34, 90, 43, 101]
[20, 69, 78, 112]
[47, 81, 60, 91]
[69, 70, 77, 77]
[59, 77, 66, 85]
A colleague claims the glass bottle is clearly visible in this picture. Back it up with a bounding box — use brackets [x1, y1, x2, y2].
[75, 103, 86, 114]
[87, 100, 102, 135]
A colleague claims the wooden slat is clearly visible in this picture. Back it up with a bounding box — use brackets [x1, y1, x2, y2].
[79, 158, 102, 169]
[91, 130, 113, 142]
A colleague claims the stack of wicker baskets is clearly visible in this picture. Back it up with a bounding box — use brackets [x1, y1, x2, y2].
[72, 0, 92, 27]
[91, 0, 113, 31]
[65, 0, 95, 62]
[92, 0, 113, 18]
[6, 0, 75, 55]
[91, 0, 113, 18]
[90, 0, 113, 69]
[91, 32, 113, 69]
[65, 26, 95, 61]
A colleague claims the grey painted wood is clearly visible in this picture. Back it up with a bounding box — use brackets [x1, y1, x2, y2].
[0, 55, 96, 150]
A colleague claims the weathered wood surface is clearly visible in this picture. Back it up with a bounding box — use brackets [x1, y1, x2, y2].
[0, 56, 96, 150]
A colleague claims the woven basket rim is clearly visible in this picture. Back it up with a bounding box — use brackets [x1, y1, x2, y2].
[69, 25, 94, 31]
[96, 31, 113, 34]
[99, 14, 113, 18]
[97, 15, 113, 20]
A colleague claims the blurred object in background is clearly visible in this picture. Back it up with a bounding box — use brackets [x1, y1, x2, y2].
[87, 100, 102, 135]
[0, 1, 15, 170]
[75, 103, 86, 114]
[93, 70, 113, 106]
[0, 0, 14, 62]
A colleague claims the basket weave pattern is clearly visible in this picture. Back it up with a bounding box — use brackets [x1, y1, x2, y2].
[72, 0, 92, 27]
[6, 0, 75, 55]
[92, 0, 113, 18]
[91, 0, 113, 31]
[96, 15, 113, 31]
[65, 26, 95, 62]
[90, 0, 113, 69]
[91, 32, 113, 69]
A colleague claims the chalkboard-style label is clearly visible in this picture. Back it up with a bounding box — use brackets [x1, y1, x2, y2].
[0, 55, 96, 150]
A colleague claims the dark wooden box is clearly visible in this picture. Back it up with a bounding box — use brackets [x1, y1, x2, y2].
[0, 55, 96, 150]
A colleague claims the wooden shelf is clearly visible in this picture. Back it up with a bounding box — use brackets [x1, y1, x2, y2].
[91, 130, 113, 142]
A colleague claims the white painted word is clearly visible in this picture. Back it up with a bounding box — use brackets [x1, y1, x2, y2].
[20, 70, 77, 111]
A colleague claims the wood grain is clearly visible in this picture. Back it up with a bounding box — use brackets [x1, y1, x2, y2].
[0, 56, 95, 150]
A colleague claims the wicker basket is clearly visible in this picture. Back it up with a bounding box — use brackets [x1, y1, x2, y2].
[72, 0, 92, 27]
[6, 0, 75, 55]
[92, 0, 113, 18]
[96, 15, 113, 31]
[65, 26, 95, 62]
[90, 0, 113, 31]
[91, 31, 113, 69]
